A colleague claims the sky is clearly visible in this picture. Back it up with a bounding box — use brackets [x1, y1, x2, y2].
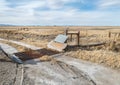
[0, 0, 120, 26]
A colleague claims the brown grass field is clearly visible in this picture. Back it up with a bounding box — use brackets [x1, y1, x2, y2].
[0, 26, 120, 69]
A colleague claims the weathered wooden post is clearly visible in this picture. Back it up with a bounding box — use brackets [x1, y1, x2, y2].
[77, 31, 80, 46]
[108, 31, 111, 38]
[64, 27, 80, 46]
[64, 27, 69, 35]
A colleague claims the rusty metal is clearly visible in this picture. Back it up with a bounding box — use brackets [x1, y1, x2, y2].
[14, 48, 59, 61]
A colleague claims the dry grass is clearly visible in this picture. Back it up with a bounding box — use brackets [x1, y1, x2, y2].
[18, 29, 64, 35]
[65, 50, 120, 69]
[0, 26, 120, 69]
[39, 55, 52, 61]
[22, 39, 48, 48]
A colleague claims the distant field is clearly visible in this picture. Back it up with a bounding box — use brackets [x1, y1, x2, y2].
[0, 26, 120, 30]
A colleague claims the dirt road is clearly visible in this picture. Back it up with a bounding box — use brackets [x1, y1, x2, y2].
[23, 59, 95, 85]
[0, 42, 95, 85]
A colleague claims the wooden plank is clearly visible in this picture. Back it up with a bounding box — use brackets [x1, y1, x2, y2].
[67, 31, 79, 34]
[47, 41, 67, 52]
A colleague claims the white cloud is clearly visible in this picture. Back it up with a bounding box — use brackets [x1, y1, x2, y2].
[46, 0, 64, 9]
[0, 0, 120, 26]
[0, 0, 11, 12]
[98, 0, 120, 9]
[17, 1, 45, 9]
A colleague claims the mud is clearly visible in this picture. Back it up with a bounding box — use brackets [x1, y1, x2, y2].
[15, 48, 59, 61]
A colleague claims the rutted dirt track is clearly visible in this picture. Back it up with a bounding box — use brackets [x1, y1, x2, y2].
[23, 59, 95, 85]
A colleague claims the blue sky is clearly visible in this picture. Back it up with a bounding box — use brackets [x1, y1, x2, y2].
[0, 0, 120, 26]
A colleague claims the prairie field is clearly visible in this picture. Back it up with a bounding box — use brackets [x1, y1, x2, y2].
[0, 26, 120, 69]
